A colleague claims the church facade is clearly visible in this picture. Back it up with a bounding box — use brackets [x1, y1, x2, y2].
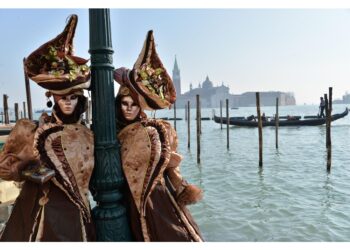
[172, 58, 296, 108]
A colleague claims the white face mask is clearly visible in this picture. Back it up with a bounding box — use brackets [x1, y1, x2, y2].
[56, 94, 78, 115]
[121, 96, 140, 121]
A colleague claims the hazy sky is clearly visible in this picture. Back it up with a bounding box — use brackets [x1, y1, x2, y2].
[1, 8, 350, 109]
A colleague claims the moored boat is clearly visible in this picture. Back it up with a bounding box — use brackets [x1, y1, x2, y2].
[0, 125, 14, 136]
[214, 108, 348, 127]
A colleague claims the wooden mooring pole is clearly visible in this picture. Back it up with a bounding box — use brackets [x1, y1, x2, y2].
[174, 101, 177, 131]
[220, 100, 223, 130]
[275, 97, 279, 149]
[23, 58, 33, 120]
[196, 95, 200, 164]
[86, 99, 90, 125]
[199, 97, 202, 135]
[324, 93, 328, 147]
[88, 100, 92, 124]
[256, 92, 263, 167]
[23, 101, 27, 119]
[3, 94, 9, 124]
[324, 94, 330, 171]
[187, 101, 190, 149]
[14, 103, 19, 121]
[326, 87, 332, 172]
[226, 98, 229, 149]
[185, 103, 188, 121]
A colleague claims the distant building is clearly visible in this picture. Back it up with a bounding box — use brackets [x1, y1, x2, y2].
[333, 92, 350, 104]
[237, 91, 296, 107]
[172, 56, 181, 96]
[175, 75, 234, 108]
[172, 58, 296, 108]
[342, 92, 350, 103]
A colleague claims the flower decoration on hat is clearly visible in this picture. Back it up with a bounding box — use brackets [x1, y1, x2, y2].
[24, 14, 90, 97]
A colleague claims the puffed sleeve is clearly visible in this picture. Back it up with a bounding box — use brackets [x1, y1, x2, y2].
[164, 122, 203, 207]
[0, 119, 38, 181]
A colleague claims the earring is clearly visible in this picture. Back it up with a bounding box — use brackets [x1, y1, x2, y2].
[46, 98, 53, 108]
[45, 91, 53, 108]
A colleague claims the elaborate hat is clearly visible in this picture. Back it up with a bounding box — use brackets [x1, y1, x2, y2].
[24, 14, 90, 96]
[115, 30, 176, 110]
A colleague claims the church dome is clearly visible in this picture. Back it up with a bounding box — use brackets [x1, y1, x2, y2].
[202, 76, 213, 89]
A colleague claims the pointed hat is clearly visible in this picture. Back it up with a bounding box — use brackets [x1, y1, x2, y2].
[126, 30, 177, 110]
[24, 14, 90, 95]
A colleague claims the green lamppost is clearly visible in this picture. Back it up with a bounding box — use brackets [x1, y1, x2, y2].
[89, 9, 132, 241]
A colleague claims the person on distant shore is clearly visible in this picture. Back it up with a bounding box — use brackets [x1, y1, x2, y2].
[0, 14, 95, 242]
[319, 97, 326, 118]
[112, 30, 203, 242]
[247, 115, 256, 121]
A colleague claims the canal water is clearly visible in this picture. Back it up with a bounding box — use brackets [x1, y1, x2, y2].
[156, 103, 350, 241]
[1, 104, 350, 241]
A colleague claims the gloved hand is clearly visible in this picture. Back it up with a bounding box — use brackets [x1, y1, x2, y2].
[0, 154, 39, 182]
[177, 184, 203, 207]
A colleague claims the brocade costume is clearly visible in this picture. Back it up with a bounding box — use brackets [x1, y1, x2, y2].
[118, 118, 203, 241]
[0, 14, 94, 241]
[0, 115, 95, 241]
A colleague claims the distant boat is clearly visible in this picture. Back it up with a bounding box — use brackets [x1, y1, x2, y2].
[159, 117, 183, 121]
[196, 117, 211, 121]
[168, 118, 183, 121]
[0, 128, 11, 136]
[231, 107, 239, 110]
[213, 108, 348, 127]
[0, 124, 14, 136]
[35, 109, 52, 114]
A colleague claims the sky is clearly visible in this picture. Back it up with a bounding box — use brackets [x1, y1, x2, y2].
[1, 8, 350, 109]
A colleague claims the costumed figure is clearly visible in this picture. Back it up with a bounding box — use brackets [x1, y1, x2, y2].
[0, 15, 95, 241]
[114, 30, 203, 242]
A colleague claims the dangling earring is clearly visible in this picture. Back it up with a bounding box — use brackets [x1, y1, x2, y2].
[45, 91, 53, 108]
[47, 98, 53, 108]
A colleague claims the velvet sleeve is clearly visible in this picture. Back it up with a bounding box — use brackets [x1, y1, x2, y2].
[0, 119, 38, 181]
[165, 124, 203, 206]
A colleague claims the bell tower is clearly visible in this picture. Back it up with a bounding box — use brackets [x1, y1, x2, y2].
[172, 55, 181, 96]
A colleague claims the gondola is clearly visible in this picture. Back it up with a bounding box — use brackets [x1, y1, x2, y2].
[214, 108, 348, 127]
[168, 117, 183, 120]
[196, 117, 211, 121]
[0, 127, 12, 136]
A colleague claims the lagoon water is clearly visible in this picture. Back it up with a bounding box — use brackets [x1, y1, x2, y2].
[2, 104, 350, 241]
[153, 104, 350, 241]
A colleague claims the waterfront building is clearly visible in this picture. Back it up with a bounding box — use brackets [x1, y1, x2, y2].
[333, 92, 350, 104]
[343, 93, 350, 103]
[172, 58, 296, 108]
